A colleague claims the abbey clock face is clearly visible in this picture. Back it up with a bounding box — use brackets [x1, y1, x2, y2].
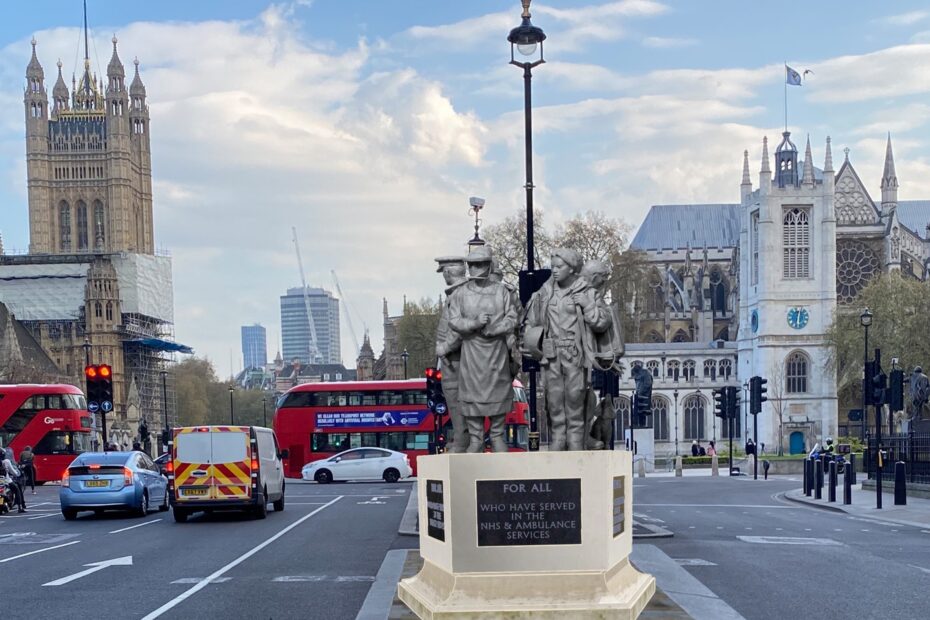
[786, 307, 809, 330]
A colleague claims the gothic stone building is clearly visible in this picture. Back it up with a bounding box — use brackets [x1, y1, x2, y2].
[0, 38, 181, 451]
[621, 130, 929, 456]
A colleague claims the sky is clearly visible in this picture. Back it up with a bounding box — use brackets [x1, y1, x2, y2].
[3, 0, 930, 378]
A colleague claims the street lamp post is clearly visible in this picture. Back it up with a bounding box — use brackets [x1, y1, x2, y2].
[401, 348, 410, 380]
[228, 386, 235, 425]
[160, 370, 169, 456]
[262, 396, 267, 427]
[860, 308, 872, 441]
[509, 0, 547, 452]
[673, 389, 679, 457]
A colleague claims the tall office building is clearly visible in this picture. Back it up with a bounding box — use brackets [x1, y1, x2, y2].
[241, 324, 267, 370]
[280, 287, 340, 365]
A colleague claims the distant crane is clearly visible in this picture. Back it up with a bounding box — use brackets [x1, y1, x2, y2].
[331, 270, 364, 357]
[292, 227, 323, 364]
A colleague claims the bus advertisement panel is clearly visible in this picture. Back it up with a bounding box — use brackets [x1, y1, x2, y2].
[274, 379, 528, 478]
[0, 384, 92, 482]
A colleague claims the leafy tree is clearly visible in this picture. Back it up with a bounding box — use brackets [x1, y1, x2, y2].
[483, 208, 552, 283]
[826, 274, 930, 405]
[172, 357, 276, 428]
[396, 298, 442, 377]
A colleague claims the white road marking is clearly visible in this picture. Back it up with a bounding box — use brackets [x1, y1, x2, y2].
[27, 514, 57, 520]
[0, 540, 81, 563]
[273, 575, 374, 582]
[43, 555, 133, 587]
[287, 502, 331, 505]
[171, 577, 232, 585]
[636, 504, 795, 509]
[141, 495, 343, 620]
[847, 516, 901, 527]
[633, 513, 666, 524]
[109, 519, 162, 534]
[357, 497, 388, 505]
[907, 564, 930, 575]
[675, 558, 717, 567]
[738, 536, 841, 546]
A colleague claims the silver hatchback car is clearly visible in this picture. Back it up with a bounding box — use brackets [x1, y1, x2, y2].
[60, 451, 169, 520]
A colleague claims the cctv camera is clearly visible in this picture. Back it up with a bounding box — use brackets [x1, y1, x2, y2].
[469, 196, 485, 208]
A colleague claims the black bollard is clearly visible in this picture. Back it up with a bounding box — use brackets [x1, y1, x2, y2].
[849, 453, 857, 485]
[814, 459, 823, 500]
[803, 459, 810, 495]
[763, 460, 770, 481]
[894, 461, 907, 506]
[828, 461, 837, 503]
[843, 460, 853, 505]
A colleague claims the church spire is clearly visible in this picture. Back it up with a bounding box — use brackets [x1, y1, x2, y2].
[740, 149, 752, 203]
[881, 133, 898, 209]
[801, 135, 814, 186]
[823, 136, 833, 173]
[26, 37, 44, 80]
[759, 136, 771, 194]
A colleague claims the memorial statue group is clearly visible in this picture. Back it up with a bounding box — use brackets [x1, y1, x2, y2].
[434, 245, 639, 453]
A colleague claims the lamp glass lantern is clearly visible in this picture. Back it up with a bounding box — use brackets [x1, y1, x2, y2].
[507, 10, 546, 65]
[860, 308, 873, 327]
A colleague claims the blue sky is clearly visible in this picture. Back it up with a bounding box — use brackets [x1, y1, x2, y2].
[3, 1, 930, 376]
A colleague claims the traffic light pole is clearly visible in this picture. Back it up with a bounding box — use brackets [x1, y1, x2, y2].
[875, 348, 882, 509]
[728, 409, 734, 475]
[753, 412, 758, 480]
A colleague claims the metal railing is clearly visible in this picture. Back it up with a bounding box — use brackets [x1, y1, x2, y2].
[865, 432, 930, 484]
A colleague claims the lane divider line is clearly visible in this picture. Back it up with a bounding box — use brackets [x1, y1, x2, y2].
[141, 495, 343, 620]
[109, 519, 162, 534]
[0, 540, 81, 563]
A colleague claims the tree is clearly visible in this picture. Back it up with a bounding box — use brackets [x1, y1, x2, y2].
[483, 209, 552, 283]
[172, 357, 276, 427]
[767, 358, 787, 456]
[826, 273, 930, 402]
[396, 298, 442, 377]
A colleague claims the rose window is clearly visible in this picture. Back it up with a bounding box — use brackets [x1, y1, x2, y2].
[836, 240, 880, 304]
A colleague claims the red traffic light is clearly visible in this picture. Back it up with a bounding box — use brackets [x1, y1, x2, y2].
[435, 370, 442, 381]
[85, 365, 98, 379]
[425, 368, 436, 379]
[98, 364, 112, 379]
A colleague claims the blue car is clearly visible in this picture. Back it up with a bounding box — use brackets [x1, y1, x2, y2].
[60, 451, 169, 520]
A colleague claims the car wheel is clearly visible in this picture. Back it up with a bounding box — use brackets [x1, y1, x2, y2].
[315, 469, 333, 484]
[173, 507, 188, 523]
[159, 489, 169, 512]
[136, 491, 149, 517]
[273, 482, 285, 512]
[383, 468, 400, 483]
[254, 487, 268, 519]
[62, 508, 78, 520]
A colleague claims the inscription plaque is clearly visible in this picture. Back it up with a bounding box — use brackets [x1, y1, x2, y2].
[612, 476, 625, 537]
[476, 478, 581, 546]
[426, 479, 445, 542]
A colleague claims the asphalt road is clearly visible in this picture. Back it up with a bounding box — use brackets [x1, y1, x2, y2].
[634, 474, 930, 620]
[0, 480, 413, 620]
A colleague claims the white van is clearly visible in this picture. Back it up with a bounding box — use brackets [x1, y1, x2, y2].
[168, 425, 287, 522]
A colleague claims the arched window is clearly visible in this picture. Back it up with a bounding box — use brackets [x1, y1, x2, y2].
[76, 201, 88, 250]
[718, 359, 732, 379]
[94, 302, 103, 318]
[783, 208, 811, 279]
[682, 360, 696, 381]
[646, 360, 659, 378]
[786, 351, 810, 393]
[59, 201, 71, 251]
[703, 360, 716, 379]
[105, 302, 113, 322]
[672, 329, 690, 343]
[653, 396, 669, 441]
[709, 268, 728, 316]
[645, 330, 663, 344]
[614, 396, 630, 443]
[667, 360, 680, 381]
[647, 270, 664, 314]
[684, 395, 705, 440]
[93, 200, 105, 248]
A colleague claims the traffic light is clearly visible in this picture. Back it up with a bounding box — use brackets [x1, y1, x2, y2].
[424, 367, 447, 416]
[713, 388, 727, 419]
[870, 366, 887, 407]
[631, 392, 652, 427]
[160, 429, 171, 448]
[84, 364, 114, 413]
[863, 360, 875, 406]
[749, 376, 767, 415]
[889, 369, 904, 412]
[98, 364, 113, 405]
[725, 385, 740, 419]
[436, 433, 447, 454]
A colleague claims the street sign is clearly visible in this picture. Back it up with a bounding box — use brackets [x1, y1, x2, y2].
[100, 401, 113, 413]
[87, 401, 100, 413]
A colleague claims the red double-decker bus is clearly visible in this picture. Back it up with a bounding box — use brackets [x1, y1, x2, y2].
[274, 379, 529, 478]
[0, 384, 92, 482]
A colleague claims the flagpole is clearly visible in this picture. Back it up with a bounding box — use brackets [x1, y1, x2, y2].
[784, 62, 788, 133]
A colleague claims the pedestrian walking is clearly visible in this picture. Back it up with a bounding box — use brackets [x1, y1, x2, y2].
[2, 455, 26, 512]
[18, 445, 36, 494]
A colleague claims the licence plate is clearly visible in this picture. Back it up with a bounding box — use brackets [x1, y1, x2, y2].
[85, 480, 109, 488]
[183, 488, 208, 496]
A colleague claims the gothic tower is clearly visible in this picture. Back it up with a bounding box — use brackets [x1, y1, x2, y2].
[738, 133, 838, 451]
[25, 37, 153, 255]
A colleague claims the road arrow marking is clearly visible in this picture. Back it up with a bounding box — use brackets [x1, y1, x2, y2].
[43, 555, 133, 587]
[357, 496, 388, 505]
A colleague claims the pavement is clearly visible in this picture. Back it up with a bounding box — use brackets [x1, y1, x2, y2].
[784, 482, 930, 529]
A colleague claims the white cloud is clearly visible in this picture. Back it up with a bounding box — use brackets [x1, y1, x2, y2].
[642, 36, 697, 48]
[876, 10, 929, 26]
[804, 44, 930, 103]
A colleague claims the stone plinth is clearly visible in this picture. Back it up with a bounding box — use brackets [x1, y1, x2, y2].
[398, 451, 655, 619]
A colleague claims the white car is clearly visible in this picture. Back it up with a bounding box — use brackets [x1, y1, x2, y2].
[301, 448, 413, 484]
